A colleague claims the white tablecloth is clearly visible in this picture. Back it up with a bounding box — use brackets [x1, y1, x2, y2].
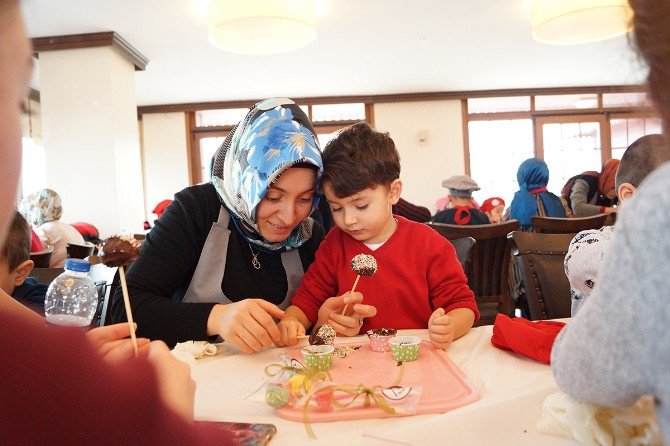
[191, 325, 575, 445]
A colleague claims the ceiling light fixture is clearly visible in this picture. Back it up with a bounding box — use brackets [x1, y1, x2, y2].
[206, 0, 317, 55]
[531, 0, 633, 45]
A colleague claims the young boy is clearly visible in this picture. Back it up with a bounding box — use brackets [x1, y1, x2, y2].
[479, 197, 505, 224]
[432, 175, 490, 225]
[564, 134, 666, 315]
[0, 212, 48, 313]
[279, 123, 479, 349]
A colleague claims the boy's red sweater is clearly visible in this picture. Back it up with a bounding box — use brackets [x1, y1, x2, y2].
[291, 216, 479, 332]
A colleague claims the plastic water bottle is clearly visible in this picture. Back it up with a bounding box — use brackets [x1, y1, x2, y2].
[45, 258, 98, 327]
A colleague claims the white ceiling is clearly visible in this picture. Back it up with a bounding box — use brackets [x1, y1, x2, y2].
[23, 0, 646, 107]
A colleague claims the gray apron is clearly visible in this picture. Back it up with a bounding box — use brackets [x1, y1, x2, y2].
[183, 206, 303, 310]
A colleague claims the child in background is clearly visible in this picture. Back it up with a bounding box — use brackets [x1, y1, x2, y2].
[432, 175, 490, 225]
[279, 123, 478, 349]
[0, 212, 48, 313]
[564, 134, 666, 315]
[479, 197, 505, 223]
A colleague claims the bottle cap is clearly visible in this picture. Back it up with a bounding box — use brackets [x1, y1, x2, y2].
[64, 258, 91, 272]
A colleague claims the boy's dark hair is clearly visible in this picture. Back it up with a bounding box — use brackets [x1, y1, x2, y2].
[615, 134, 666, 190]
[321, 122, 400, 198]
[1, 211, 31, 271]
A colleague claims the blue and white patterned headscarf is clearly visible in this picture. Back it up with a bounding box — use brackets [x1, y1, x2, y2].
[19, 189, 63, 228]
[211, 98, 323, 252]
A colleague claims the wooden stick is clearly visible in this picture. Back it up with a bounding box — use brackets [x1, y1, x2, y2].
[118, 265, 139, 356]
[341, 275, 361, 315]
[296, 335, 309, 339]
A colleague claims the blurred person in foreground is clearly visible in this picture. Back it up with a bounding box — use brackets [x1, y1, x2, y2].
[0, 2, 232, 444]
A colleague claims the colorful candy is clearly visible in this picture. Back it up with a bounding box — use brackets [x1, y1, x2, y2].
[265, 385, 289, 408]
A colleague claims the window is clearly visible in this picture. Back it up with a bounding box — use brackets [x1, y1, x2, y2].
[610, 116, 662, 159]
[188, 103, 372, 184]
[463, 88, 658, 202]
[468, 120, 534, 204]
[21, 137, 47, 197]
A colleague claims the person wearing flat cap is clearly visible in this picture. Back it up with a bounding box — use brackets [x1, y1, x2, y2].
[432, 175, 490, 225]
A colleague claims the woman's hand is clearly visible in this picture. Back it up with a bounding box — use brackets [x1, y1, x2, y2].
[207, 299, 284, 353]
[317, 292, 377, 337]
[86, 323, 150, 364]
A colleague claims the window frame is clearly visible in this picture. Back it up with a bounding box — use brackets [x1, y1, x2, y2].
[461, 89, 659, 175]
[186, 103, 374, 185]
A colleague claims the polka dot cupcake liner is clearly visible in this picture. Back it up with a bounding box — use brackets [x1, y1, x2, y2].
[301, 345, 335, 371]
[389, 336, 421, 362]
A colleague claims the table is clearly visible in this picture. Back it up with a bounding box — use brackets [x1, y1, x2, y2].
[191, 325, 575, 445]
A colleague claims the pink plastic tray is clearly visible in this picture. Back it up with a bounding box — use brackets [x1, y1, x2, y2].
[275, 340, 479, 422]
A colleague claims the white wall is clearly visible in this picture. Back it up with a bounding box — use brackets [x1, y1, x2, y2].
[140, 112, 190, 221]
[40, 47, 145, 238]
[374, 100, 465, 214]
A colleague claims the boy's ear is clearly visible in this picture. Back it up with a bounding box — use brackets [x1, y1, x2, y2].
[617, 183, 637, 203]
[388, 179, 402, 205]
[13, 260, 34, 287]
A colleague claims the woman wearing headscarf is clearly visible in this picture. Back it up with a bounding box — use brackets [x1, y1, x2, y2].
[19, 189, 85, 267]
[509, 158, 566, 231]
[115, 98, 375, 352]
[562, 159, 620, 217]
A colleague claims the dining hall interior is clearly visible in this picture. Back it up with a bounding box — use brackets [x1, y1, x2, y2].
[4, 0, 669, 445]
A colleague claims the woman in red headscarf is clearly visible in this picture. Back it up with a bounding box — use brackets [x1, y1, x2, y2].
[562, 159, 619, 217]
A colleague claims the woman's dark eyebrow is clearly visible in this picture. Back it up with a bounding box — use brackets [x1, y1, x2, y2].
[268, 184, 313, 195]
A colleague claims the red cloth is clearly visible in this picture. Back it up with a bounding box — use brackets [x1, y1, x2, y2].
[70, 222, 99, 238]
[529, 186, 548, 195]
[292, 216, 479, 332]
[0, 312, 232, 445]
[152, 200, 173, 218]
[29, 228, 43, 253]
[491, 314, 566, 364]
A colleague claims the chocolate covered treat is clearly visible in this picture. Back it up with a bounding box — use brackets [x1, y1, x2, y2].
[350, 254, 378, 276]
[309, 324, 336, 346]
[369, 328, 397, 337]
[99, 235, 141, 267]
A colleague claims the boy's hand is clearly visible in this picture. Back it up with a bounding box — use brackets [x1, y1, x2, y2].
[319, 292, 377, 337]
[428, 308, 455, 350]
[277, 317, 306, 347]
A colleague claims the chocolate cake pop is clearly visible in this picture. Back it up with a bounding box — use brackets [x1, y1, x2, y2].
[308, 324, 336, 346]
[98, 235, 141, 267]
[341, 254, 378, 315]
[350, 254, 377, 276]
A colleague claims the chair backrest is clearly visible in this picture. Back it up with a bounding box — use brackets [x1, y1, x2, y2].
[29, 245, 54, 268]
[66, 242, 95, 259]
[531, 214, 608, 234]
[448, 237, 476, 271]
[508, 231, 575, 320]
[89, 264, 118, 327]
[427, 220, 520, 326]
[30, 267, 64, 285]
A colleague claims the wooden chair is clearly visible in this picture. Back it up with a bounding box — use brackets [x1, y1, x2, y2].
[29, 267, 64, 285]
[508, 231, 575, 320]
[531, 214, 608, 234]
[427, 221, 520, 326]
[66, 242, 95, 259]
[448, 237, 476, 271]
[29, 245, 54, 268]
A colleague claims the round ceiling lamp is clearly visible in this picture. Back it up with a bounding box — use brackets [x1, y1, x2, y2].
[531, 0, 633, 45]
[207, 0, 317, 55]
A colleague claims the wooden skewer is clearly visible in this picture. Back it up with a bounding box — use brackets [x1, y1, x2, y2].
[341, 275, 361, 315]
[118, 265, 139, 356]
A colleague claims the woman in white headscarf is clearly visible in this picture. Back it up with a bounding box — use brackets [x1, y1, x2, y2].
[19, 188, 85, 267]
